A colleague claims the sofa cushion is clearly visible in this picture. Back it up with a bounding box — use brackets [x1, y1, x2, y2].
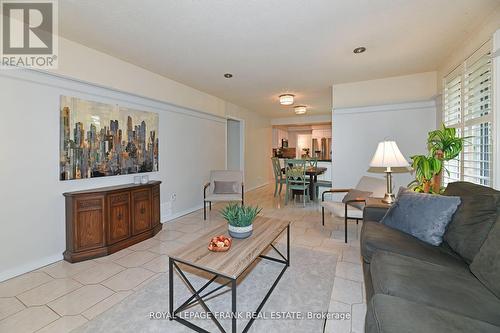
[443, 194, 499, 263]
[366, 294, 500, 333]
[381, 188, 461, 246]
[213, 181, 239, 194]
[371, 251, 500, 326]
[470, 217, 500, 298]
[361, 221, 466, 269]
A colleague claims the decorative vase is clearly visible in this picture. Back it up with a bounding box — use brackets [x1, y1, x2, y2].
[228, 224, 253, 239]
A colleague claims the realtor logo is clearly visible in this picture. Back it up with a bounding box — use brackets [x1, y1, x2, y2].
[1, 0, 58, 68]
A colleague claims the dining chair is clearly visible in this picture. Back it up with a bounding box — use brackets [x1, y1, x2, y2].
[285, 159, 310, 206]
[203, 170, 244, 220]
[306, 157, 318, 169]
[271, 157, 286, 197]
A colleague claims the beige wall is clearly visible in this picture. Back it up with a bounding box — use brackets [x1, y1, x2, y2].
[332, 71, 437, 109]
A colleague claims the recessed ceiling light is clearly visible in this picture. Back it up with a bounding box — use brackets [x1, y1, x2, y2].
[224, 73, 233, 78]
[279, 94, 295, 105]
[353, 47, 366, 54]
[294, 105, 307, 115]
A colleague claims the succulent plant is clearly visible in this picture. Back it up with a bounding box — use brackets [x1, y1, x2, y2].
[221, 203, 261, 227]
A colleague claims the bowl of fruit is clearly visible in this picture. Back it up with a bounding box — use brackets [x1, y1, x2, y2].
[208, 235, 232, 252]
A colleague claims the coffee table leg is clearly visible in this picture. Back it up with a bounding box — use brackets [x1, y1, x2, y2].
[169, 257, 173, 320]
[232, 279, 237, 333]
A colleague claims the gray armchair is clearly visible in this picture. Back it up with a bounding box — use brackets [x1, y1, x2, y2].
[203, 170, 244, 220]
[321, 176, 386, 242]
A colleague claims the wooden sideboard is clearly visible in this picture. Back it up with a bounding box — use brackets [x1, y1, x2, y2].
[63, 181, 162, 262]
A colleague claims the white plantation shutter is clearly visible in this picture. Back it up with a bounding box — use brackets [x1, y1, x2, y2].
[443, 67, 462, 186]
[443, 71, 462, 127]
[442, 41, 493, 187]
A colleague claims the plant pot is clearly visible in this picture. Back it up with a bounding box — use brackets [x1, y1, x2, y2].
[228, 224, 253, 239]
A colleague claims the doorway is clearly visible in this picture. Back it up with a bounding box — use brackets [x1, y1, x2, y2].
[226, 118, 244, 171]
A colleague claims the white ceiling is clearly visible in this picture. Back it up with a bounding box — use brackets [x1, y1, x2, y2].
[59, 0, 500, 118]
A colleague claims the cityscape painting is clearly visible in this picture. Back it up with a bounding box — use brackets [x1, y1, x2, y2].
[60, 96, 159, 180]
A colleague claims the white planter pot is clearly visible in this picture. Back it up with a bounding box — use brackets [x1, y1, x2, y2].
[228, 224, 253, 239]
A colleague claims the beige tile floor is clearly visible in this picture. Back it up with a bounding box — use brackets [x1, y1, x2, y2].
[0, 185, 366, 333]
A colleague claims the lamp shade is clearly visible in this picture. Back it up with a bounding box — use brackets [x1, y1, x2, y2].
[369, 141, 409, 168]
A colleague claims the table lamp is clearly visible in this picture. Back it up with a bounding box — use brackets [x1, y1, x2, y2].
[369, 141, 409, 204]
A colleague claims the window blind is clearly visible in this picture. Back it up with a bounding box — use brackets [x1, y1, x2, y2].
[442, 42, 493, 187]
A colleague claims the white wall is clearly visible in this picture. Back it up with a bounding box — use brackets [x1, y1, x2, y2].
[0, 69, 227, 282]
[51, 38, 227, 118]
[0, 35, 272, 281]
[225, 102, 272, 190]
[332, 72, 437, 109]
[226, 119, 241, 170]
[332, 101, 436, 190]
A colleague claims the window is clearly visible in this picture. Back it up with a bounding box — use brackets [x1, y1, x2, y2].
[442, 42, 493, 187]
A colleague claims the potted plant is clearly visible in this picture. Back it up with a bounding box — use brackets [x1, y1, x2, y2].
[221, 203, 262, 239]
[409, 124, 466, 193]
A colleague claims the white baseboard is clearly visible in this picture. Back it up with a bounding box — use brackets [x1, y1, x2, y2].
[160, 183, 269, 223]
[245, 182, 269, 192]
[161, 204, 204, 223]
[0, 253, 62, 282]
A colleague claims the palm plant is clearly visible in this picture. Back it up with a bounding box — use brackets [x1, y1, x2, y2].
[409, 124, 466, 193]
[221, 203, 262, 227]
[408, 155, 442, 193]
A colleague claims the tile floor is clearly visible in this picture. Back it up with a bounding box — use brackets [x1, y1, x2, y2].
[0, 185, 366, 333]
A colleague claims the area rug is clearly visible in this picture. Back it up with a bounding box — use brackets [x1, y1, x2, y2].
[74, 246, 337, 333]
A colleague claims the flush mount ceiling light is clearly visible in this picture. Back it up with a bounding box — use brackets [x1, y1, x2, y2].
[294, 105, 307, 115]
[224, 73, 233, 78]
[353, 47, 366, 54]
[279, 94, 295, 105]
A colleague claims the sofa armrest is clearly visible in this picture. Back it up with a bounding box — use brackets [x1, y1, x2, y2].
[363, 204, 389, 223]
[322, 188, 351, 201]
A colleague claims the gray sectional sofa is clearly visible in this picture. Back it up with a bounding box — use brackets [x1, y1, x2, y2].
[361, 182, 500, 333]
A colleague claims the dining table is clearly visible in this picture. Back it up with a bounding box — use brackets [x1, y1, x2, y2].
[282, 166, 327, 200]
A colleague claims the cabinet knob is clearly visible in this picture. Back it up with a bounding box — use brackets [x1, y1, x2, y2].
[117, 213, 122, 220]
[140, 207, 145, 214]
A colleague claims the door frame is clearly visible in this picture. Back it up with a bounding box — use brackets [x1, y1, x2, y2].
[225, 116, 245, 175]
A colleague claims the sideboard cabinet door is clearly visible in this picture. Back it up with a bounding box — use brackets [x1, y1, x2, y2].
[132, 189, 151, 235]
[107, 192, 131, 244]
[73, 195, 105, 252]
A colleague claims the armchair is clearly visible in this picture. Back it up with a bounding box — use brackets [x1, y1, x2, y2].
[203, 170, 244, 220]
[321, 176, 386, 243]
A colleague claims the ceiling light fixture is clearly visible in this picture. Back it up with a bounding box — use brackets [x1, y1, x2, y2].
[279, 94, 295, 105]
[294, 105, 307, 115]
[353, 47, 366, 54]
[224, 73, 233, 78]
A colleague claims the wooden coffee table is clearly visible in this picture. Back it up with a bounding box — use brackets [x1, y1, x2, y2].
[168, 216, 290, 333]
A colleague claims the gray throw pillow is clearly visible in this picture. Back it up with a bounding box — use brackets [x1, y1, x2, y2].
[470, 218, 500, 298]
[381, 188, 461, 246]
[342, 189, 372, 209]
[213, 181, 238, 194]
[443, 194, 499, 263]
